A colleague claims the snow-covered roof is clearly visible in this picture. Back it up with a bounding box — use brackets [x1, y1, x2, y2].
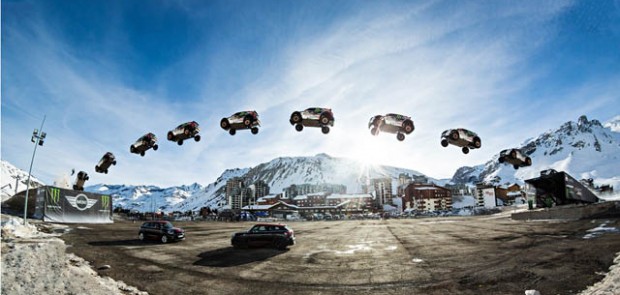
[507, 191, 522, 197]
[293, 195, 307, 200]
[241, 204, 274, 210]
[326, 193, 372, 199]
[414, 186, 439, 190]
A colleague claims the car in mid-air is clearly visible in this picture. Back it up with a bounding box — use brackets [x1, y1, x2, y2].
[95, 152, 116, 174]
[138, 221, 185, 244]
[167, 121, 201, 145]
[368, 113, 415, 141]
[73, 171, 89, 191]
[220, 111, 261, 135]
[440, 128, 482, 154]
[130, 133, 158, 157]
[231, 223, 295, 250]
[290, 107, 334, 134]
[498, 148, 532, 169]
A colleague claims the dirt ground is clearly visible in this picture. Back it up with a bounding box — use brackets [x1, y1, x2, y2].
[59, 215, 620, 295]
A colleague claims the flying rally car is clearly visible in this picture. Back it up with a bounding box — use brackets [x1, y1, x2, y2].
[130, 133, 159, 157]
[440, 128, 482, 154]
[167, 121, 201, 145]
[220, 111, 261, 135]
[368, 113, 415, 141]
[95, 152, 116, 174]
[290, 107, 334, 134]
[498, 148, 532, 169]
[73, 171, 89, 191]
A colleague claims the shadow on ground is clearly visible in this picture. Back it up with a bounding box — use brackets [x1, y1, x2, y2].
[88, 239, 165, 246]
[194, 247, 287, 267]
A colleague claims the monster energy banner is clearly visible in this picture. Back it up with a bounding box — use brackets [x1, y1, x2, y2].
[43, 186, 113, 223]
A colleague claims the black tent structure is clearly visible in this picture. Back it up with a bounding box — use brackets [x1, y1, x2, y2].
[525, 170, 599, 208]
[2, 186, 113, 223]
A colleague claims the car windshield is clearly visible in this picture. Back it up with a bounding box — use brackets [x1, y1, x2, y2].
[162, 222, 173, 229]
[234, 111, 247, 117]
[306, 107, 324, 113]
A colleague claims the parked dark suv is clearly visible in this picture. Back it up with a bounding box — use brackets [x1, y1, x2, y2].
[231, 223, 295, 250]
[138, 221, 185, 243]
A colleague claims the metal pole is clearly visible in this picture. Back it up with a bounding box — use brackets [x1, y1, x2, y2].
[23, 115, 46, 225]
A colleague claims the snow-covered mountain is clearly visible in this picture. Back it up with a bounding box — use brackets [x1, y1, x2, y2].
[85, 154, 427, 213]
[1, 161, 45, 202]
[451, 115, 620, 190]
[605, 115, 620, 133]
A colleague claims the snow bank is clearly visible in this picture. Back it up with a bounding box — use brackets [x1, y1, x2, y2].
[579, 252, 620, 295]
[1, 216, 147, 295]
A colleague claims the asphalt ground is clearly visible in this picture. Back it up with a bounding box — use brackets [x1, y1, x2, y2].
[58, 214, 620, 295]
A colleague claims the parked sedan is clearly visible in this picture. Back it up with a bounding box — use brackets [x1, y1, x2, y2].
[498, 148, 532, 169]
[138, 221, 185, 243]
[231, 223, 295, 250]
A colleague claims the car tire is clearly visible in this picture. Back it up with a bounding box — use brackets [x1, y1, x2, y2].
[321, 126, 330, 134]
[161, 235, 168, 244]
[275, 239, 288, 250]
[451, 132, 459, 140]
[130, 146, 136, 153]
[220, 118, 230, 130]
[251, 127, 259, 135]
[194, 135, 201, 142]
[112, 161, 117, 165]
[397, 133, 405, 141]
[525, 157, 532, 166]
[139, 232, 145, 241]
[104, 170, 108, 174]
[167, 131, 173, 141]
[320, 115, 330, 125]
[153, 144, 158, 151]
[498, 157, 505, 163]
[291, 112, 302, 124]
[441, 139, 448, 147]
[295, 124, 303, 132]
[178, 140, 183, 145]
[243, 116, 252, 127]
[462, 147, 469, 154]
[513, 164, 519, 170]
[140, 151, 145, 157]
[371, 127, 379, 136]
[403, 120, 414, 134]
[229, 129, 236, 136]
[474, 137, 481, 148]
[184, 129, 190, 136]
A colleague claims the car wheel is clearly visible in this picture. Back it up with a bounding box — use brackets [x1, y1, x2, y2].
[194, 135, 201, 142]
[251, 127, 259, 134]
[184, 129, 190, 136]
[139, 232, 145, 241]
[291, 112, 302, 124]
[321, 126, 330, 134]
[229, 129, 236, 136]
[167, 131, 173, 141]
[112, 161, 117, 165]
[153, 144, 158, 151]
[403, 120, 414, 134]
[474, 137, 481, 148]
[371, 127, 379, 136]
[498, 157, 505, 163]
[397, 133, 405, 141]
[320, 115, 330, 125]
[513, 164, 519, 170]
[243, 116, 252, 127]
[220, 118, 230, 130]
[178, 140, 183, 145]
[451, 132, 459, 140]
[140, 151, 145, 157]
[441, 139, 448, 147]
[295, 124, 303, 132]
[526, 157, 532, 166]
[462, 147, 469, 154]
[275, 239, 288, 250]
[130, 146, 136, 153]
[161, 235, 168, 244]
[104, 170, 108, 174]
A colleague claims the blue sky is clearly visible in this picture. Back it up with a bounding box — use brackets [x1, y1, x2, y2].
[2, 0, 619, 187]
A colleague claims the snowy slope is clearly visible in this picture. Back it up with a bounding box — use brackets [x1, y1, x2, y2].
[451, 115, 620, 190]
[605, 115, 620, 133]
[1, 161, 45, 202]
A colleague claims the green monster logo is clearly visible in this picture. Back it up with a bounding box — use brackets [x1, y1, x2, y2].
[50, 187, 61, 204]
[101, 195, 110, 208]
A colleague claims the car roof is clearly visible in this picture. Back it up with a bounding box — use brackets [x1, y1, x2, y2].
[252, 223, 286, 227]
